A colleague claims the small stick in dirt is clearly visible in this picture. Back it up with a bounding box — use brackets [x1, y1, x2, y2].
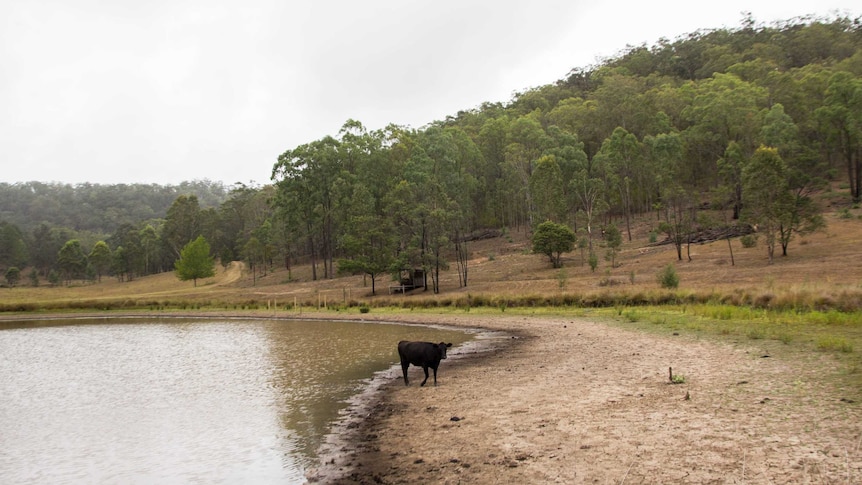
[619, 459, 635, 484]
[669, 367, 673, 382]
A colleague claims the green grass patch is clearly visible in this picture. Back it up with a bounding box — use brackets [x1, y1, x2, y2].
[593, 303, 862, 388]
[816, 336, 854, 353]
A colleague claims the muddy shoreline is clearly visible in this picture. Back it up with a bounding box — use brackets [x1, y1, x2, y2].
[306, 316, 520, 484]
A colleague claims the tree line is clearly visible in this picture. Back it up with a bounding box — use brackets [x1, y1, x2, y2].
[1, 14, 859, 290]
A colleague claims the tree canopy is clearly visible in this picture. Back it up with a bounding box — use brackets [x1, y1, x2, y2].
[174, 236, 216, 286]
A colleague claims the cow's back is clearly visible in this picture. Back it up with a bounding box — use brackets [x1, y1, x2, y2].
[398, 341, 438, 365]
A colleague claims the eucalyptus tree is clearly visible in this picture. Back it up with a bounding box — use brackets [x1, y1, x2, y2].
[88, 241, 112, 282]
[111, 247, 128, 282]
[742, 146, 793, 264]
[477, 116, 510, 226]
[57, 239, 87, 284]
[683, 73, 768, 193]
[646, 131, 695, 261]
[589, 70, 652, 139]
[29, 224, 60, 278]
[272, 136, 340, 280]
[0, 221, 27, 272]
[504, 115, 550, 230]
[161, 195, 202, 260]
[546, 97, 603, 170]
[597, 127, 643, 241]
[437, 126, 481, 288]
[251, 219, 274, 277]
[217, 184, 259, 263]
[403, 127, 465, 291]
[543, 125, 589, 227]
[716, 141, 746, 220]
[337, 183, 397, 295]
[530, 155, 566, 224]
[570, 169, 607, 254]
[138, 224, 160, 275]
[816, 71, 862, 201]
[108, 224, 145, 280]
[241, 236, 264, 285]
[760, 103, 826, 256]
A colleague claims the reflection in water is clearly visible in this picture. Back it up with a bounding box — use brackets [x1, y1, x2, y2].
[0, 318, 471, 484]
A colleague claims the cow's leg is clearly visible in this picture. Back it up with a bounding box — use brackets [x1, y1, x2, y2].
[420, 366, 430, 386]
[432, 366, 438, 386]
[401, 360, 410, 386]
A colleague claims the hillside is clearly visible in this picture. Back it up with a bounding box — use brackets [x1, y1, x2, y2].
[5, 203, 861, 314]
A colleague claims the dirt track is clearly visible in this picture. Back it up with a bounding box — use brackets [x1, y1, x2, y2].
[307, 313, 862, 484]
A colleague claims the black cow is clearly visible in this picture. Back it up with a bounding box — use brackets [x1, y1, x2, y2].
[397, 341, 453, 387]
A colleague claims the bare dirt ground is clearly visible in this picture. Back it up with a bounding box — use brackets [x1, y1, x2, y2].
[307, 313, 862, 484]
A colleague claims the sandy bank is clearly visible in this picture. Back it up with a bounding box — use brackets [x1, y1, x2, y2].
[305, 312, 861, 484]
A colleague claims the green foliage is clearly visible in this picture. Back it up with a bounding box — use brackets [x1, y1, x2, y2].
[658, 264, 680, 289]
[817, 336, 854, 353]
[28, 268, 38, 287]
[556, 268, 568, 290]
[0, 180, 228, 235]
[5, 266, 20, 287]
[57, 240, 87, 284]
[88, 241, 112, 282]
[532, 221, 576, 268]
[740, 234, 758, 248]
[174, 236, 216, 287]
[603, 224, 622, 267]
[0, 221, 28, 272]
[588, 252, 598, 272]
[530, 155, 566, 223]
[163, 195, 203, 260]
[742, 146, 793, 263]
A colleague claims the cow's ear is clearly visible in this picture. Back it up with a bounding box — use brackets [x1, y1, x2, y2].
[446, 343, 452, 348]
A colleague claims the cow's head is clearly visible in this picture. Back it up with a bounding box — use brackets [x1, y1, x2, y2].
[438, 342, 453, 359]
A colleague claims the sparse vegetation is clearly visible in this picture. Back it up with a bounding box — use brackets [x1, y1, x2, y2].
[817, 336, 854, 352]
[741, 235, 758, 248]
[658, 264, 679, 289]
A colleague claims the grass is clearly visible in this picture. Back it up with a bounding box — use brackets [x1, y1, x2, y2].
[587, 302, 862, 392]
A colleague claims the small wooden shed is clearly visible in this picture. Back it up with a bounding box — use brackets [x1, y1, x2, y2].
[388, 269, 425, 294]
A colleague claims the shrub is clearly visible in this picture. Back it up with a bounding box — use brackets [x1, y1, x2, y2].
[658, 264, 679, 289]
[740, 234, 758, 248]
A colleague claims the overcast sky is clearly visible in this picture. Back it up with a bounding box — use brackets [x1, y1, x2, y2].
[2, 1, 858, 186]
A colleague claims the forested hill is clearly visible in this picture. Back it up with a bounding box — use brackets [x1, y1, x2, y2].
[1, 14, 861, 287]
[269, 13, 861, 284]
[0, 180, 229, 234]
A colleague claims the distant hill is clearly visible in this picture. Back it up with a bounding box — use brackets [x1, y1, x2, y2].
[0, 180, 230, 235]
